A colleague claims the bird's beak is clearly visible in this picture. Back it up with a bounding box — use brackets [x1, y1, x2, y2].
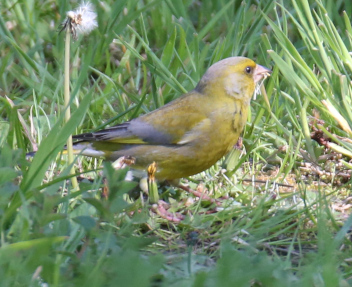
[254, 64, 272, 83]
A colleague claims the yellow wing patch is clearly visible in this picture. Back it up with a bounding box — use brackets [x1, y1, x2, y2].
[105, 137, 147, 144]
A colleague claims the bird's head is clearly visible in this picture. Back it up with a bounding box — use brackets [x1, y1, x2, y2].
[195, 57, 271, 104]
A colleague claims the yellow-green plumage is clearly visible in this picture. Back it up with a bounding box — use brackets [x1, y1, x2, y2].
[72, 57, 271, 180]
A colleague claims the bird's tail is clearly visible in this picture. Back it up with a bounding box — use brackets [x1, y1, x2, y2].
[67, 141, 105, 157]
[26, 141, 104, 159]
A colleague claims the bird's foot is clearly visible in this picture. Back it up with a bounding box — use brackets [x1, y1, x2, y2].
[177, 183, 222, 206]
[112, 156, 136, 169]
[152, 200, 185, 222]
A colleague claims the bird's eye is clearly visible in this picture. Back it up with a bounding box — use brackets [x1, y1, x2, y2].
[245, 66, 253, 74]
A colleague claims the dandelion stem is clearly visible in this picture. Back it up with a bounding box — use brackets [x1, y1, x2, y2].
[64, 27, 79, 190]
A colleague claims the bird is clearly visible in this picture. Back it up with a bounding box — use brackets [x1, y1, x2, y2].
[71, 57, 271, 180]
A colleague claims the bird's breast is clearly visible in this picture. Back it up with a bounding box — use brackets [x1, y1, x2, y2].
[190, 100, 249, 165]
[231, 101, 248, 136]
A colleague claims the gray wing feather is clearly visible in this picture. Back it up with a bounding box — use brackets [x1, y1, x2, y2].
[73, 119, 173, 145]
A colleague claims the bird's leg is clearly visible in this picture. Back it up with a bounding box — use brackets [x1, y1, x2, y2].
[112, 156, 136, 169]
[175, 183, 221, 206]
[166, 179, 220, 205]
[146, 164, 186, 222]
[152, 201, 184, 222]
[101, 177, 109, 199]
[100, 156, 136, 199]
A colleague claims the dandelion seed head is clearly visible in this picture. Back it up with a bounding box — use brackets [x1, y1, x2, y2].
[60, 1, 98, 39]
[67, 11, 76, 19]
[74, 2, 97, 35]
[76, 2, 94, 14]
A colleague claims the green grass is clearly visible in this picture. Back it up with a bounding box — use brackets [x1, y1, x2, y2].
[1, 0, 352, 286]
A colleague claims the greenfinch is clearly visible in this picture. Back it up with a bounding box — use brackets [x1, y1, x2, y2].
[72, 57, 271, 180]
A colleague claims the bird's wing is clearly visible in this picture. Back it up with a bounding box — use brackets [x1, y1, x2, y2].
[73, 122, 147, 144]
[73, 92, 210, 145]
